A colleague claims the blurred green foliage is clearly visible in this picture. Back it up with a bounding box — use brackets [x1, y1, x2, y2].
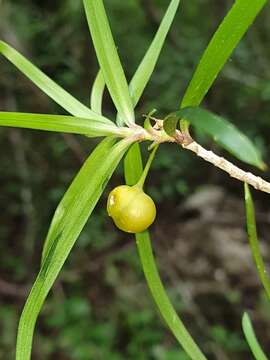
[1, 0, 270, 359]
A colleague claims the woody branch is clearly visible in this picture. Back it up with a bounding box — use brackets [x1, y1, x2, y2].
[129, 119, 270, 194]
[177, 133, 270, 194]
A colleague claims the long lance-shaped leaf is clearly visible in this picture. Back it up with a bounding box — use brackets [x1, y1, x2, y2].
[41, 137, 116, 263]
[129, 0, 180, 106]
[242, 312, 268, 360]
[83, 0, 135, 126]
[181, 0, 267, 110]
[16, 137, 132, 360]
[124, 146, 207, 360]
[164, 107, 264, 170]
[0, 111, 121, 137]
[115, 0, 180, 124]
[89, 1, 180, 123]
[124, 143, 144, 185]
[136, 232, 207, 360]
[90, 69, 105, 114]
[0, 40, 110, 123]
[244, 183, 270, 301]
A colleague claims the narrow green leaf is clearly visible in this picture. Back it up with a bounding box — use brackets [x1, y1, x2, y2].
[116, 0, 180, 124]
[83, 0, 135, 126]
[129, 0, 180, 106]
[181, 0, 267, 108]
[90, 70, 105, 114]
[0, 111, 120, 137]
[124, 143, 144, 186]
[0, 41, 110, 122]
[242, 312, 268, 360]
[164, 107, 264, 169]
[124, 146, 207, 360]
[136, 232, 207, 360]
[16, 137, 132, 360]
[41, 136, 116, 263]
[244, 183, 270, 300]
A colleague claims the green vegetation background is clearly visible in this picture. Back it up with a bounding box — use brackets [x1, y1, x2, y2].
[1, 1, 270, 359]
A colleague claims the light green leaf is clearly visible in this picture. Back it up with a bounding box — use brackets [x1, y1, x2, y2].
[164, 107, 264, 169]
[0, 111, 120, 137]
[124, 145, 207, 360]
[83, 0, 135, 126]
[90, 70, 105, 114]
[16, 137, 132, 360]
[244, 183, 270, 300]
[136, 232, 207, 360]
[129, 0, 180, 107]
[116, 0, 180, 124]
[181, 0, 267, 109]
[0, 41, 110, 122]
[124, 143, 144, 186]
[41, 137, 116, 263]
[242, 312, 268, 360]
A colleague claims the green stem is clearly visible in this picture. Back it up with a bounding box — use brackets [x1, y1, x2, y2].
[136, 231, 207, 360]
[244, 183, 270, 301]
[136, 145, 158, 189]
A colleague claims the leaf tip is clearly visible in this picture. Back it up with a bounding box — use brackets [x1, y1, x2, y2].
[242, 311, 249, 324]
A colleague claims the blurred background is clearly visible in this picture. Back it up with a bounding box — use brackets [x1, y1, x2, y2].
[1, 0, 270, 359]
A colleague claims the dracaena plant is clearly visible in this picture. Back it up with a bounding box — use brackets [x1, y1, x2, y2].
[1, 0, 270, 359]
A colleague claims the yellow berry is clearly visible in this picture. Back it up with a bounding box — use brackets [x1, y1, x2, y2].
[107, 185, 156, 233]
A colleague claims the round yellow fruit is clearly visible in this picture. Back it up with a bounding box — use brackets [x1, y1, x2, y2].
[107, 185, 156, 233]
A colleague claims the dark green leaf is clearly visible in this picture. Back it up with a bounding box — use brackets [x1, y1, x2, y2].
[163, 113, 179, 137]
[165, 107, 264, 169]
